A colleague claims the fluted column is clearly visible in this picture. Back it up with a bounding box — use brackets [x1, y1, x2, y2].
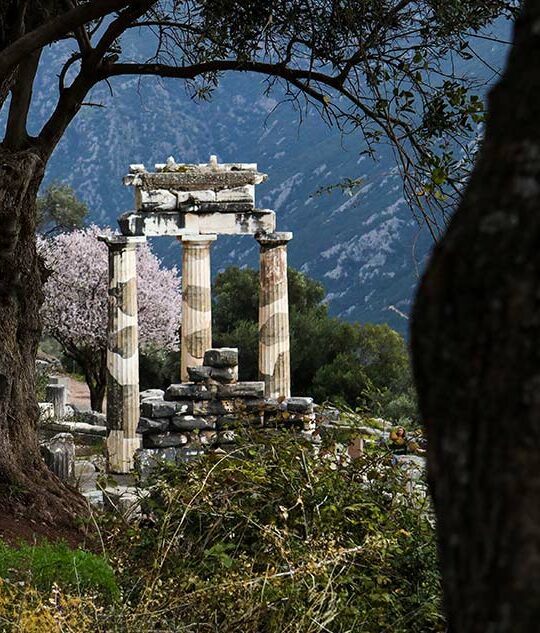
[99, 235, 145, 473]
[180, 235, 217, 382]
[256, 232, 293, 398]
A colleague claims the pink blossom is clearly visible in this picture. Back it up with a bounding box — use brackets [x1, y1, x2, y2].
[39, 226, 182, 356]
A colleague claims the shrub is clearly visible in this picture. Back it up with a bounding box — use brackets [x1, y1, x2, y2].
[103, 428, 444, 632]
[0, 579, 99, 633]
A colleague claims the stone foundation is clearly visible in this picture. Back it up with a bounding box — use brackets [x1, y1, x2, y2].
[135, 347, 320, 478]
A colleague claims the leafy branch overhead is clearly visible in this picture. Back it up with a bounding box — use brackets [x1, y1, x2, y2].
[0, 0, 519, 237]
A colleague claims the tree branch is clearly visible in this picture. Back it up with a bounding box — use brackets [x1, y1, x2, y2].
[38, 72, 98, 154]
[0, 0, 136, 80]
[92, 0, 157, 63]
[4, 49, 41, 149]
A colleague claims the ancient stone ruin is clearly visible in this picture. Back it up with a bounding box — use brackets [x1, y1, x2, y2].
[98, 156, 299, 473]
[136, 347, 316, 479]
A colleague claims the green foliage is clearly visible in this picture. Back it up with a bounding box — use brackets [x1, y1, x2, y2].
[37, 182, 88, 236]
[213, 267, 417, 420]
[139, 348, 181, 391]
[0, 541, 119, 600]
[35, 367, 51, 402]
[103, 429, 443, 632]
[215, 319, 259, 381]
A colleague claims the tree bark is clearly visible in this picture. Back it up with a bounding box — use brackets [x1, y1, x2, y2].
[85, 359, 107, 413]
[0, 147, 86, 532]
[411, 2, 540, 631]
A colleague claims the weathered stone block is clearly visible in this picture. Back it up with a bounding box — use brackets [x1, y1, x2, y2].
[179, 202, 255, 214]
[135, 447, 177, 479]
[124, 169, 266, 190]
[136, 188, 177, 210]
[216, 382, 265, 398]
[209, 366, 238, 383]
[46, 384, 67, 419]
[118, 209, 276, 237]
[261, 397, 287, 413]
[216, 413, 262, 429]
[165, 383, 212, 400]
[198, 210, 275, 235]
[39, 402, 54, 421]
[236, 398, 267, 413]
[177, 189, 216, 204]
[76, 410, 107, 426]
[143, 432, 189, 448]
[103, 486, 144, 520]
[40, 433, 75, 483]
[140, 400, 186, 418]
[286, 397, 314, 413]
[187, 365, 212, 383]
[48, 375, 69, 387]
[43, 420, 108, 438]
[216, 185, 255, 202]
[74, 460, 97, 492]
[176, 447, 205, 462]
[137, 417, 170, 434]
[83, 489, 104, 510]
[140, 388, 165, 401]
[171, 415, 216, 431]
[203, 348, 238, 368]
[193, 400, 235, 416]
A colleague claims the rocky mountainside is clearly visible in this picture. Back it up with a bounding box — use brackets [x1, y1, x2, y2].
[13, 26, 511, 334]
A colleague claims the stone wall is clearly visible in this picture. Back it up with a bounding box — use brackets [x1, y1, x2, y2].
[135, 347, 318, 478]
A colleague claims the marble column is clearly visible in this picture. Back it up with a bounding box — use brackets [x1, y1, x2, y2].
[99, 235, 145, 473]
[180, 235, 217, 382]
[256, 232, 293, 398]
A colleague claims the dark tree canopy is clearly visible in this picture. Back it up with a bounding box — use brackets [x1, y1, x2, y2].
[213, 266, 415, 418]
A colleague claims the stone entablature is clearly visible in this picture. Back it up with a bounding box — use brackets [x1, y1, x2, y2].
[120, 156, 274, 237]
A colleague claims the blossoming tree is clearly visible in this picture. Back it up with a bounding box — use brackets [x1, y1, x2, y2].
[39, 226, 182, 412]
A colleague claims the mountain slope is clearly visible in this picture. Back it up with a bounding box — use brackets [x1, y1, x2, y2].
[10, 24, 512, 334]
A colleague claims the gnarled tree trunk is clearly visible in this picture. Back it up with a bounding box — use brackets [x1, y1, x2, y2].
[0, 147, 86, 533]
[84, 350, 107, 413]
[412, 2, 540, 631]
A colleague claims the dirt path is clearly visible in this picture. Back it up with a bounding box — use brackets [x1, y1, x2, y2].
[64, 376, 94, 409]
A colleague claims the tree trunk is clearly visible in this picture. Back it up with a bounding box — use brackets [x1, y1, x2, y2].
[82, 350, 107, 413]
[0, 146, 86, 536]
[88, 375, 106, 413]
[89, 384, 106, 414]
[411, 2, 540, 631]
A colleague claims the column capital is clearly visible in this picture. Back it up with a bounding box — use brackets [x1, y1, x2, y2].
[179, 234, 218, 245]
[98, 234, 146, 249]
[256, 231, 293, 247]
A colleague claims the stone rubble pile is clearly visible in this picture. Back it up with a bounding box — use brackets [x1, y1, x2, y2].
[135, 347, 316, 478]
[39, 377, 108, 442]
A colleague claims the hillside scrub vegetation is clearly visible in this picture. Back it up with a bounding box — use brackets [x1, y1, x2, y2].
[0, 429, 442, 632]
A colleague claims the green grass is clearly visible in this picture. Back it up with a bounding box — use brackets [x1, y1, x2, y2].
[0, 541, 119, 600]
